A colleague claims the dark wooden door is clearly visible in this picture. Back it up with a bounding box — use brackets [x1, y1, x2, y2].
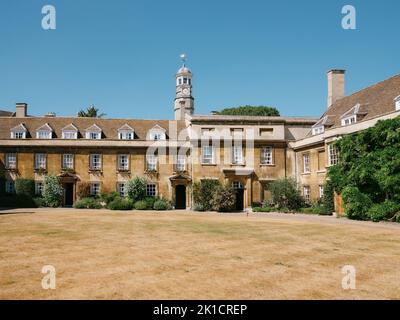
[235, 189, 244, 211]
[175, 185, 186, 209]
[64, 183, 74, 206]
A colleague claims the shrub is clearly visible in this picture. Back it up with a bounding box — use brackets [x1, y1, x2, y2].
[211, 184, 236, 212]
[322, 180, 335, 214]
[127, 177, 147, 202]
[253, 206, 275, 213]
[342, 186, 372, 220]
[77, 182, 91, 199]
[74, 197, 103, 209]
[0, 194, 37, 208]
[144, 196, 157, 210]
[367, 200, 400, 222]
[193, 203, 206, 212]
[33, 197, 45, 207]
[15, 178, 35, 197]
[153, 198, 169, 211]
[42, 176, 63, 207]
[108, 197, 134, 210]
[193, 179, 220, 211]
[269, 178, 304, 211]
[100, 192, 120, 205]
[134, 200, 148, 210]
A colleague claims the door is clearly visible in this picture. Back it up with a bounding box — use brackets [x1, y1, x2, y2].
[64, 183, 74, 206]
[175, 185, 186, 209]
[233, 181, 244, 211]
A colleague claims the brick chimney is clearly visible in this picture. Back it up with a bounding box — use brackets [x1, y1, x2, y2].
[327, 70, 345, 108]
[16, 103, 27, 117]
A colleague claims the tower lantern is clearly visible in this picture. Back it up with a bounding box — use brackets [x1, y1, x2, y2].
[174, 54, 194, 120]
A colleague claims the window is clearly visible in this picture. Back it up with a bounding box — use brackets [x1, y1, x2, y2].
[146, 184, 156, 197]
[62, 154, 74, 170]
[232, 181, 244, 190]
[35, 181, 44, 196]
[36, 130, 52, 139]
[117, 182, 127, 197]
[303, 153, 310, 173]
[5, 180, 15, 194]
[146, 154, 157, 171]
[90, 182, 101, 196]
[118, 154, 129, 171]
[5, 153, 17, 169]
[35, 153, 47, 170]
[261, 147, 273, 165]
[90, 154, 102, 171]
[232, 145, 243, 164]
[183, 77, 188, 84]
[312, 126, 325, 135]
[119, 131, 134, 140]
[175, 155, 185, 172]
[319, 185, 324, 199]
[87, 132, 100, 140]
[202, 145, 214, 164]
[396, 96, 400, 110]
[328, 144, 339, 166]
[11, 131, 25, 139]
[303, 186, 311, 203]
[62, 131, 77, 139]
[341, 115, 357, 126]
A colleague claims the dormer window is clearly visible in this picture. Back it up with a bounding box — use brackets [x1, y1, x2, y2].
[36, 123, 53, 139]
[10, 124, 27, 139]
[118, 124, 134, 140]
[62, 124, 78, 139]
[312, 126, 325, 135]
[85, 124, 102, 140]
[148, 125, 166, 141]
[395, 96, 400, 111]
[341, 115, 357, 126]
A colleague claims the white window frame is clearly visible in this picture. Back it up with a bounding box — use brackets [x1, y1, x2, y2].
[232, 145, 243, 165]
[11, 131, 26, 139]
[146, 184, 157, 197]
[312, 126, 325, 135]
[175, 155, 186, 172]
[62, 130, 77, 139]
[35, 181, 44, 196]
[62, 154, 74, 170]
[5, 180, 15, 194]
[146, 154, 157, 171]
[118, 131, 134, 140]
[35, 153, 47, 170]
[118, 154, 129, 171]
[396, 96, 400, 111]
[328, 144, 339, 166]
[303, 186, 311, 203]
[117, 182, 127, 197]
[319, 185, 324, 199]
[303, 153, 310, 173]
[86, 131, 101, 140]
[5, 153, 17, 169]
[202, 145, 214, 164]
[36, 130, 52, 139]
[90, 154, 102, 171]
[341, 115, 357, 126]
[150, 130, 166, 141]
[90, 182, 101, 196]
[261, 146, 273, 165]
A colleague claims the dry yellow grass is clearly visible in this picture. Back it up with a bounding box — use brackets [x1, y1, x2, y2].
[0, 208, 400, 300]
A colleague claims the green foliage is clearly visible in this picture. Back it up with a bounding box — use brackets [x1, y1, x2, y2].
[216, 105, 280, 117]
[77, 105, 105, 118]
[144, 196, 157, 210]
[134, 200, 148, 210]
[127, 177, 147, 202]
[193, 179, 220, 211]
[153, 198, 170, 211]
[74, 197, 103, 209]
[42, 176, 63, 208]
[269, 178, 304, 211]
[211, 184, 236, 212]
[322, 180, 335, 214]
[108, 197, 134, 210]
[100, 192, 120, 205]
[342, 186, 372, 220]
[77, 182, 91, 199]
[367, 200, 400, 222]
[193, 203, 206, 212]
[253, 206, 275, 213]
[15, 178, 35, 197]
[0, 194, 37, 208]
[33, 197, 45, 207]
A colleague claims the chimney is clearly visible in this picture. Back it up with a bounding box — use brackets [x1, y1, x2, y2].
[16, 103, 27, 117]
[327, 69, 345, 108]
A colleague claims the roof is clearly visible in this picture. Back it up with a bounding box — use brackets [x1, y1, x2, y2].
[322, 73, 400, 129]
[190, 114, 318, 125]
[0, 110, 13, 117]
[0, 117, 187, 140]
[177, 65, 192, 74]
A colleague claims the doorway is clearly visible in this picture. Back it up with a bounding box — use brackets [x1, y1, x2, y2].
[233, 181, 244, 211]
[175, 185, 186, 209]
[64, 183, 74, 207]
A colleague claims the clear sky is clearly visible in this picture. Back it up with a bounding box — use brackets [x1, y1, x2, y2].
[0, 0, 399, 119]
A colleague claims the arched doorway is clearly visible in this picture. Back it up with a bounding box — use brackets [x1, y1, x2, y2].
[175, 185, 186, 209]
[233, 181, 244, 211]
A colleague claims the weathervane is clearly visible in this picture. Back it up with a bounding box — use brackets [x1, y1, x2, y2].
[180, 53, 187, 66]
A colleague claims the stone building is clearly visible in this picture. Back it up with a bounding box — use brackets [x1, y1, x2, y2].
[1, 62, 399, 212]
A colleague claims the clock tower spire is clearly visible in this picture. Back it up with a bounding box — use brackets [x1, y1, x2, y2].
[174, 54, 194, 120]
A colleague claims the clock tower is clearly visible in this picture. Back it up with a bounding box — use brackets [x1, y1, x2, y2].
[174, 54, 194, 120]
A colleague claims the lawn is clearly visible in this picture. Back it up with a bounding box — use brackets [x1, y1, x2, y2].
[0, 208, 400, 299]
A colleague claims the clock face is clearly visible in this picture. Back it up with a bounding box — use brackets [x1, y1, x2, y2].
[183, 88, 190, 95]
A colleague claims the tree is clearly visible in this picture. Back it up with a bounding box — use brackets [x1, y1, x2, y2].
[77, 105, 106, 118]
[42, 175, 63, 207]
[127, 177, 147, 202]
[269, 178, 304, 211]
[215, 105, 280, 117]
[211, 184, 236, 212]
[15, 178, 35, 197]
[192, 179, 220, 211]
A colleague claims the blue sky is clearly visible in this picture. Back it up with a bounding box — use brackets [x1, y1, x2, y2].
[0, 0, 399, 119]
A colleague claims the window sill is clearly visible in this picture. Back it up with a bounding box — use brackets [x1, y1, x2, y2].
[89, 169, 102, 174]
[317, 170, 326, 174]
[231, 163, 246, 167]
[117, 169, 131, 173]
[34, 168, 47, 174]
[301, 172, 311, 176]
[260, 164, 275, 167]
[5, 168, 18, 172]
[201, 163, 217, 166]
[144, 170, 158, 174]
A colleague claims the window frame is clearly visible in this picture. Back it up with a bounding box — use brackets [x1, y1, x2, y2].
[5, 153, 17, 169]
[146, 184, 157, 197]
[303, 153, 311, 173]
[5, 180, 15, 194]
[34, 153, 47, 170]
[261, 146, 273, 165]
[90, 182, 101, 196]
[62, 154, 74, 170]
[328, 144, 339, 166]
[202, 145, 214, 165]
[89, 154, 102, 171]
[117, 154, 129, 171]
[146, 154, 157, 171]
[303, 186, 311, 203]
